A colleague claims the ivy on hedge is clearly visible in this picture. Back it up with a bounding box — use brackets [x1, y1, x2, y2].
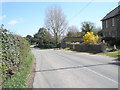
[0, 27, 30, 84]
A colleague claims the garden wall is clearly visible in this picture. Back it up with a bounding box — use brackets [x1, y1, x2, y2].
[62, 44, 106, 53]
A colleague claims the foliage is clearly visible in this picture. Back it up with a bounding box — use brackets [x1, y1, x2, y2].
[34, 27, 53, 48]
[66, 42, 71, 44]
[83, 32, 99, 44]
[26, 35, 36, 45]
[67, 26, 83, 37]
[81, 22, 95, 34]
[26, 27, 62, 49]
[67, 32, 83, 37]
[102, 37, 120, 46]
[97, 29, 103, 37]
[2, 51, 34, 88]
[98, 51, 119, 58]
[66, 42, 80, 45]
[0, 26, 30, 85]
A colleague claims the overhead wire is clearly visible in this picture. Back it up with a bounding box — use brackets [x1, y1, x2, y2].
[68, 0, 94, 22]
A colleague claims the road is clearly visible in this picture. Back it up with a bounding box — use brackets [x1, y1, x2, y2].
[31, 48, 118, 88]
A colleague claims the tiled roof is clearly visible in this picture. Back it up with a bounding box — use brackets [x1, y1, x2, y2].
[101, 5, 120, 21]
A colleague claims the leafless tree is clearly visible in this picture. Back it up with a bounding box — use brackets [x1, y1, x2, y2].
[67, 26, 83, 37]
[45, 5, 68, 44]
[67, 26, 79, 33]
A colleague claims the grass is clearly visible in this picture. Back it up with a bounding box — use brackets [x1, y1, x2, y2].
[64, 47, 120, 58]
[72, 49, 100, 54]
[64, 48, 71, 50]
[99, 46, 120, 58]
[2, 51, 34, 88]
[98, 51, 120, 58]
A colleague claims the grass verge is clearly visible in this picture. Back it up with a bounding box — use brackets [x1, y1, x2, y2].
[64, 48, 119, 58]
[98, 51, 120, 58]
[2, 50, 34, 88]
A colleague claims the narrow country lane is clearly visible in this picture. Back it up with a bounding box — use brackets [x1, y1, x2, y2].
[31, 48, 118, 88]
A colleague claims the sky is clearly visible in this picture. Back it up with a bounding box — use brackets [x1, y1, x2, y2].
[0, 1, 119, 37]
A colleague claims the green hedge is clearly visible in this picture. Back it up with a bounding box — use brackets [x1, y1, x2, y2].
[0, 28, 30, 85]
[2, 51, 34, 88]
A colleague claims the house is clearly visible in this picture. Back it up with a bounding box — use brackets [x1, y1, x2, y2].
[61, 37, 84, 48]
[101, 5, 120, 39]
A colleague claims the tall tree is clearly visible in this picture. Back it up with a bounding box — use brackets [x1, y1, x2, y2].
[97, 29, 103, 37]
[67, 26, 83, 37]
[81, 22, 95, 34]
[34, 27, 52, 46]
[93, 27, 103, 36]
[26, 35, 33, 44]
[45, 5, 68, 44]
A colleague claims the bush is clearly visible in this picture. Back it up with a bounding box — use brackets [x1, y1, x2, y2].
[83, 32, 99, 44]
[38, 44, 52, 49]
[102, 37, 120, 46]
[66, 42, 80, 45]
[0, 28, 30, 84]
[2, 51, 34, 88]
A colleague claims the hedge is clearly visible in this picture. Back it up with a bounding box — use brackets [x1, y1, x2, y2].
[0, 27, 30, 86]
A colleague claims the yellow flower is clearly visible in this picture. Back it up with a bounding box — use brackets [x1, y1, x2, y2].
[83, 32, 99, 44]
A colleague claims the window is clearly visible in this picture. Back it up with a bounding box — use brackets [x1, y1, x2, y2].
[103, 32, 106, 37]
[112, 32, 115, 37]
[112, 18, 115, 26]
[105, 20, 108, 28]
[109, 31, 111, 36]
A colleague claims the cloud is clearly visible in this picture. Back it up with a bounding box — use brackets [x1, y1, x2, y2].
[8, 20, 18, 25]
[0, 15, 6, 20]
[8, 18, 24, 25]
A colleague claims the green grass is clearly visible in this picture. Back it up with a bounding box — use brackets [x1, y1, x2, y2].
[98, 46, 120, 58]
[65, 47, 120, 58]
[72, 49, 100, 54]
[2, 51, 34, 88]
[98, 51, 119, 58]
[64, 48, 71, 50]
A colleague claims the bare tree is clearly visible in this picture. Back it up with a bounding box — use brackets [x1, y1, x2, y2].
[67, 26, 79, 37]
[45, 5, 68, 44]
[68, 26, 79, 33]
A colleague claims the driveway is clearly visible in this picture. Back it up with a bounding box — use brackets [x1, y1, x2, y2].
[31, 48, 118, 88]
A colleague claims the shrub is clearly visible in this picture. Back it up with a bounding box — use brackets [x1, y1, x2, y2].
[66, 42, 71, 44]
[102, 37, 120, 46]
[0, 28, 30, 84]
[66, 42, 80, 45]
[82, 32, 99, 44]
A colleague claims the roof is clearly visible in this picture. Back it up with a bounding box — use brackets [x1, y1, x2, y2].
[101, 5, 120, 21]
[62, 37, 84, 42]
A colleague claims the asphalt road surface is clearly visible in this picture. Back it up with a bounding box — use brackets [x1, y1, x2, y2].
[31, 48, 119, 88]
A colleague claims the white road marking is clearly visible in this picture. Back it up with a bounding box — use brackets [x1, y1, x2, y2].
[84, 66, 118, 84]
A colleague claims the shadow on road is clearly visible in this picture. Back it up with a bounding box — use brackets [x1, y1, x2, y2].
[35, 60, 119, 73]
[110, 58, 120, 66]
